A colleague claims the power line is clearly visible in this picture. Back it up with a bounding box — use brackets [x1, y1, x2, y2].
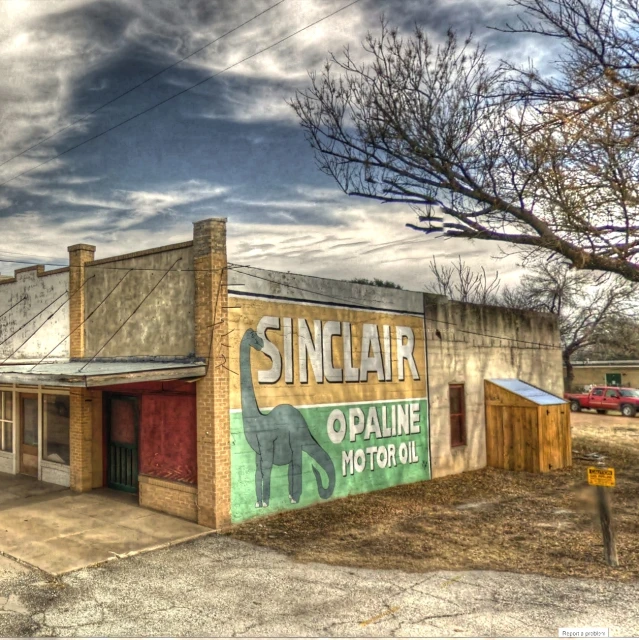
[229, 265, 561, 350]
[0, 256, 233, 272]
[0, 0, 364, 188]
[0, 295, 27, 321]
[29, 269, 132, 371]
[0, 257, 559, 350]
[0, 257, 66, 268]
[0, 0, 287, 173]
[79, 258, 181, 371]
[228, 264, 394, 308]
[423, 311, 560, 349]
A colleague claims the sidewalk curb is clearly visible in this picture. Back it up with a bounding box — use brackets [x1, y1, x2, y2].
[52, 528, 218, 576]
[0, 549, 51, 577]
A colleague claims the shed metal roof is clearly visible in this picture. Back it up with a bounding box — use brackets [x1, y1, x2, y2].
[488, 379, 567, 406]
[0, 360, 206, 387]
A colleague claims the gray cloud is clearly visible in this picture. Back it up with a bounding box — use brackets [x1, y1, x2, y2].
[0, 0, 541, 291]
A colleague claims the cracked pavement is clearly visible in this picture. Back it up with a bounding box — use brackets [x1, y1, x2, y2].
[0, 537, 638, 637]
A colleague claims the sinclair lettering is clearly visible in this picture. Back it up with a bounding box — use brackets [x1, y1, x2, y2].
[254, 316, 420, 384]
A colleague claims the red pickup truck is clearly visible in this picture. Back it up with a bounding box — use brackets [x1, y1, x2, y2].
[565, 386, 639, 417]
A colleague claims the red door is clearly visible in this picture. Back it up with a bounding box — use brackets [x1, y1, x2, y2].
[602, 389, 620, 411]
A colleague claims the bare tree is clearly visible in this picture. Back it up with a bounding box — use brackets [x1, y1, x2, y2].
[291, 1, 639, 282]
[425, 256, 501, 305]
[501, 260, 639, 389]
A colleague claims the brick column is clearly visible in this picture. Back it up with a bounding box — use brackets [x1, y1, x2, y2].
[67, 244, 95, 493]
[69, 388, 93, 492]
[67, 243, 95, 359]
[193, 218, 231, 529]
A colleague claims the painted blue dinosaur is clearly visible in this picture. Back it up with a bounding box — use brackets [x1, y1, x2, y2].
[240, 328, 336, 508]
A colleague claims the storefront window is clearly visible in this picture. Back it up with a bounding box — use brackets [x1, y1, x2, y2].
[0, 390, 13, 453]
[43, 394, 70, 465]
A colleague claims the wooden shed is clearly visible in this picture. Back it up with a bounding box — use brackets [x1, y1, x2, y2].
[485, 379, 571, 473]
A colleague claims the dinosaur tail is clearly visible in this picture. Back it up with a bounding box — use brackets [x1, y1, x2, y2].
[304, 440, 336, 500]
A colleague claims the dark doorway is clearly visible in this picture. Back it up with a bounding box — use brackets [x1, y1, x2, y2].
[106, 395, 139, 493]
[605, 373, 622, 387]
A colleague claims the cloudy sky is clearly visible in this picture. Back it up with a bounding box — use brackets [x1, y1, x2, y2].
[0, 0, 548, 290]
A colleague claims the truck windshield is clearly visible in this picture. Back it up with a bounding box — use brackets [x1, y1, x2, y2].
[619, 389, 639, 398]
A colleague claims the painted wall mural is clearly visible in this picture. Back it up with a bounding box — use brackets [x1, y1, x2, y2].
[229, 297, 429, 523]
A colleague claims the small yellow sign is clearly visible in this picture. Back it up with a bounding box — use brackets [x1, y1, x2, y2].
[587, 467, 615, 487]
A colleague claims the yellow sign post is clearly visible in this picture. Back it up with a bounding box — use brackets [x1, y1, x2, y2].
[587, 466, 618, 567]
[587, 467, 616, 487]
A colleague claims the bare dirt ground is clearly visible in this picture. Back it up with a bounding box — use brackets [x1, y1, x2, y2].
[229, 410, 639, 582]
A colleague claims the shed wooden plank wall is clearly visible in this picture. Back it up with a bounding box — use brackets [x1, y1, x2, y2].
[484, 380, 571, 473]
[537, 404, 572, 471]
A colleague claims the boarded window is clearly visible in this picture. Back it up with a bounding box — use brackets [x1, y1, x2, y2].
[449, 384, 466, 447]
[139, 395, 197, 484]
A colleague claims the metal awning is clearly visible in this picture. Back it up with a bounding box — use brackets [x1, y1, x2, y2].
[488, 378, 567, 406]
[0, 360, 207, 387]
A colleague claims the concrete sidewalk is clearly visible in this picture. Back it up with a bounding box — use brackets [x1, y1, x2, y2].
[0, 473, 210, 575]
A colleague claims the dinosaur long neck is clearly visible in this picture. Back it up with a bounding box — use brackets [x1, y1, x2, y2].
[240, 337, 261, 424]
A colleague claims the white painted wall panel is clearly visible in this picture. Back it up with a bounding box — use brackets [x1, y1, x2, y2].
[0, 269, 69, 361]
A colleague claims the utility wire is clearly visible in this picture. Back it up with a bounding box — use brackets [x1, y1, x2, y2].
[1, 275, 95, 363]
[423, 312, 559, 349]
[29, 269, 132, 371]
[79, 258, 181, 371]
[0, 263, 557, 352]
[228, 265, 561, 350]
[0, 295, 27, 321]
[0, 0, 364, 188]
[228, 264, 393, 308]
[0, 256, 234, 272]
[0, 0, 287, 173]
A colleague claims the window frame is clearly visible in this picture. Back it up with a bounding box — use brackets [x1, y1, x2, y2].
[41, 393, 71, 466]
[0, 385, 71, 478]
[449, 383, 467, 448]
[0, 389, 14, 454]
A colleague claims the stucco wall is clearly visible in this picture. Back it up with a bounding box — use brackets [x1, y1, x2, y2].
[568, 366, 639, 389]
[84, 243, 195, 359]
[425, 299, 563, 478]
[228, 266, 424, 313]
[0, 267, 70, 361]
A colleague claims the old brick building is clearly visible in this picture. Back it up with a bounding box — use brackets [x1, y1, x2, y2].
[0, 218, 568, 528]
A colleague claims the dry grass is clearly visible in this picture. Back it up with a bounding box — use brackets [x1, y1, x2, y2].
[228, 411, 639, 581]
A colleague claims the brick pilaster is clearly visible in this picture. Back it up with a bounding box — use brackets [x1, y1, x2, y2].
[68, 244, 95, 493]
[193, 218, 231, 529]
[69, 388, 93, 492]
[67, 243, 95, 359]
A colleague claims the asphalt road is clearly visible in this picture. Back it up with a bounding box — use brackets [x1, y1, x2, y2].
[1, 536, 638, 637]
